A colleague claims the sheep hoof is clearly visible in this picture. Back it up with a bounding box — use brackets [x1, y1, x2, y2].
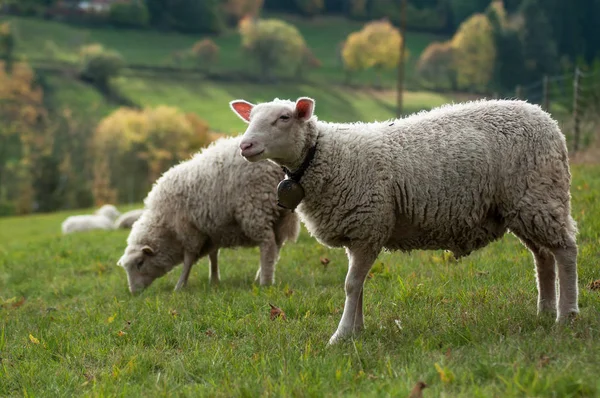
[328, 329, 352, 345]
[556, 310, 579, 324]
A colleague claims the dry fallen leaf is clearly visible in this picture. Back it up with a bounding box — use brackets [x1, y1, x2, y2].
[445, 347, 452, 360]
[538, 354, 551, 368]
[11, 297, 26, 309]
[284, 287, 295, 297]
[117, 330, 126, 337]
[588, 280, 600, 291]
[205, 329, 215, 337]
[408, 381, 427, 398]
[476, 270, 489, 276]
[28, 334, 40, 344]
[269, 303, 286, 320]
[170, 309, 178, 317]
[320, 257, 330, 267]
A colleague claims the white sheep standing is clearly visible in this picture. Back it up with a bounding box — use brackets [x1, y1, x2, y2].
[117, 136, 300, 294]
[61, 204, 121, 234]
[114, 209, 144, 229]
[230, 97, 579, 345]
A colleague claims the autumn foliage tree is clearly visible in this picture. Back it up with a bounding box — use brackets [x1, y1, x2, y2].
[190, 39, 220, 72]
[221, 0, 264, 25]
[239, 17, 306, 81]
[451, 13, 496, 91]
[417, 41, 456, 90]
[92, 106, 213, 204]
[0, 61, 48, 214]
[342, 19, 407, 86]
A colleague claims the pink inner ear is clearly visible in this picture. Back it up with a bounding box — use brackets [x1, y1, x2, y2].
[296, 100, 313, 120]
[231, 101, 253, 121]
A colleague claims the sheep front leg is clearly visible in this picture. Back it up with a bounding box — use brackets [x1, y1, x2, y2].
[257, 234, 279, 286]
[175, 251, 196, 291]
[328, 245, 379, 345]
[209, 249, 220, 284]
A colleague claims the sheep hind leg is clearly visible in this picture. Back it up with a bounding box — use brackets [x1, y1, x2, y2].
[208, 249, 220, 284]
[510, 208, 579, 321]
[257, 233, 279, 286]
[550, 238, 579, 321]
[515, 236, 557, 315]
[328, 245, 379, 345]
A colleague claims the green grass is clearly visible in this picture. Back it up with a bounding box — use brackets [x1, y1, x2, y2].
[116, 76, 452, 133]
[4, 15, 447, 87]
[1, 165, 600, 396]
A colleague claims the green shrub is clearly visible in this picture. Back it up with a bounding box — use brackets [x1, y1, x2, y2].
[79, 44, 124, 91]
[108, 2, 150, 29]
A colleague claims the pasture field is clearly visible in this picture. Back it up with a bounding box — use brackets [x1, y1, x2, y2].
[5, 15, 446, 88]
[45, 74, 453, 134]
[1, 165, 600, 396]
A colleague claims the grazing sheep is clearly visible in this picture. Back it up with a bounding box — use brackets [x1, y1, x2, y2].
[61, 214, 114, 234]
[116, 136, 300, 294]
[114, 209, 144, 229]
[95, 204, 120, 221]
[230, 97, 579, 344]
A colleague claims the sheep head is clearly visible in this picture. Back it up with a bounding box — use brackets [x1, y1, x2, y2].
[117, 218, 184, 294]
[230, 97, 316, 170]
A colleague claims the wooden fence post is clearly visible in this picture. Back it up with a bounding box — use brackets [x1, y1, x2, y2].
[573, 68, 581, 152]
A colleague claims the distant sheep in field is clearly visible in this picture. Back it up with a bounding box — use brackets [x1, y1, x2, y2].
[114, 209, 144, 229]
[117, 136, 300, 294]
[231, 97, 579, 345]
[95, 204, 120, 221]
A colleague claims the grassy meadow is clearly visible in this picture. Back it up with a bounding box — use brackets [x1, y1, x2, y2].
[1, 165, 600, 396]
[6, 15, 446, 88]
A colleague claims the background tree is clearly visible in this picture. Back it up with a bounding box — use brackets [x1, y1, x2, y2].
[342, 19, 406, 87]
[221, 0, 264, 26]
[0, 62, 48, 214]
[486, 0, 525, 91]
[349, 0, 367, 18]
[108, 1, 150, 29]
[92, 107, 213, 204]
[448, 0, 490, 28]
[519, 0, 558, 82]
[190, 39, 220, 72]
[417, 41, 456, 90]
[145, 0, 224, 33]
[78, 44, 124, 94]
[239, 17, 306, 81]
[0, 22, 16, 72]
[294, 0, 324, 16]
[451, 13, 496, 91]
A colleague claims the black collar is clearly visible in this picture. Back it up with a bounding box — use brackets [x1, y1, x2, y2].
[282, 142, 317, 182]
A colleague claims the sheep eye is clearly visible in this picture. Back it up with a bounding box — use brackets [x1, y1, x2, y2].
[279, 115, 290, 121]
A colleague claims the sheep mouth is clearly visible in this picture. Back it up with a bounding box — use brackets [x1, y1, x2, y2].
[241, 148, 265, 160]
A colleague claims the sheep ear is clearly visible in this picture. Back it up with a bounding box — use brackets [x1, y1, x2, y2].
[229, 100, 254, 123]
[294, 97, 315, 122]
[142, 245, 156, 257]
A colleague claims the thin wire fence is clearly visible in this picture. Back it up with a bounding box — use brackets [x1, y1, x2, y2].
[514, 67, 600, 153]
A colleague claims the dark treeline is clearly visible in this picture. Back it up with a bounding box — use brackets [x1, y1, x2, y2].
[8, 0, 600, 64]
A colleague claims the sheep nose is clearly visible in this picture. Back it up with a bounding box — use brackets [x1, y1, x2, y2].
[240, 141, 253, 151]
